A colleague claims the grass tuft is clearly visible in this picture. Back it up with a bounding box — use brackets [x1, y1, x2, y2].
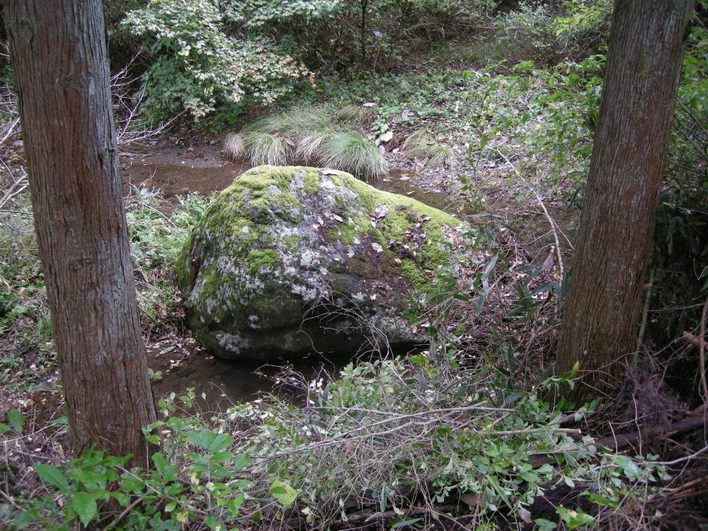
[320, 131, 388, 179]
[243, 131, 290, 166]
[294, 130, 331, 164]
[223, 105, 386, 179]
[223, 133, 246, 161]
[334, 104, 373, 126]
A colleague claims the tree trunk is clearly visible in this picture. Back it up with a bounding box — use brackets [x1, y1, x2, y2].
[360, 0, 369, 65]
[555, 0, 693, 399]
[5, 0, 156, 466]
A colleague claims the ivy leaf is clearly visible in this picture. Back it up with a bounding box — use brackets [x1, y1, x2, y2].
[70, 492, 97, 527]
[233, 452, 251, 472]
[557, 506, 596, 529]
[270, 480, 298, 507]
[185, 429, 215, 450]
[7, 409, 24, 434]
[534, 518, 557, 530]
[227, 494, 244, 517]
[34, 463, 70, 494]
[152, 453, 178, 481]
[209, 433, 233, 453]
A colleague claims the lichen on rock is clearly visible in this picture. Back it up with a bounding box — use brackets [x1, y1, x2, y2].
[176, 165, 476, 360]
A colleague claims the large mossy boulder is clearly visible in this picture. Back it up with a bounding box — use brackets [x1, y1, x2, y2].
[176, 166, 473, 360]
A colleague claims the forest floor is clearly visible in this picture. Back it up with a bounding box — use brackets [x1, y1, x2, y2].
[2, 38, 707, 527]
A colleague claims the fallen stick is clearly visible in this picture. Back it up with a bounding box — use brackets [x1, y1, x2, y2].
[682, 331, 706, 350]
[594, 414, 707, 453]
[529, 413, 707, 467]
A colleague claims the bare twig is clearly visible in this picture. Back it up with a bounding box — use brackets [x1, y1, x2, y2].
[104, 495, 145, 530]
[701, 296, 708, 404]
[0, 163, 28, 210]
[0, 117, 19, 146]
[656, 444, 708, 466]
[636, 267, 655, 357]
[497, 150, 565, 284]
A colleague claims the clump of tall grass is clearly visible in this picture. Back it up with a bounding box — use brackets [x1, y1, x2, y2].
[402, 130, 456, 169]
[224, 104, 387, 179]
[244, 131, 289, 166]
[320, 131, 387, 178]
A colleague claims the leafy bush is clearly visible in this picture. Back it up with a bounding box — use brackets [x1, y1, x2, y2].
[122, 0, 308, 121]
[13, 403, 254, 529]
[492, 2, 559, 66]
[223, 356, 669, 528]
[553, 0, 612, 53]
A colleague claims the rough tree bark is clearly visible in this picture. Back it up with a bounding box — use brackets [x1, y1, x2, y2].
[5, 0, 156, 465]
[555, 0, 693, 398]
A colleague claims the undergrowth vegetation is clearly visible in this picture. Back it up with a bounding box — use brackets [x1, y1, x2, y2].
[5, 357, 675, 529]
[0, 186, 209, 387]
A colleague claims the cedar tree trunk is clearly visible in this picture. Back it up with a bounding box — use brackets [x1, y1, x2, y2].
[555, 0, 693, 398]
[5, 0, 157, 465]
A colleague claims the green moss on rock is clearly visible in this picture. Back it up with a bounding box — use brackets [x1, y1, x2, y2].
[247, 248, 279, 275]
[177, 166, 476, 361]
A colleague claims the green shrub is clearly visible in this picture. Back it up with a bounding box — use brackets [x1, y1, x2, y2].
[122, 0, 308, 121]
[553, 0, 612, 52]
[190, 0, 500, 76]
[12, 405, 254, 529]
[9, 360, 673, 529]
[493, 2, 559, 66]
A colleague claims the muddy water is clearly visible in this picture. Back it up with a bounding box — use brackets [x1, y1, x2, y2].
[123, 156, 576, 409]
[146, 337, 344, 411]
[123, 152, 247, 199]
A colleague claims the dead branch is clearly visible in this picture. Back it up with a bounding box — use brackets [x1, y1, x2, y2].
[326, 503, 459, 530]
[594, 414, 707, 453]
[701, 296, 708, 404]
[682, 331, 706, 349]
[497, 150, 565, 284]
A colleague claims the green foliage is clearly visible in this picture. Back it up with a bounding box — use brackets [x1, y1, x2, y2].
[122, 0, 308, 121]
[553, 0, 612, 49]
[222, 0, 342, 28]
[225, 356, 669, 528]
[225, 0, 500, 71]
[493, 2, 559, 65]
[1, 408, 24, 434]
[126, 189, 209, 329]
[15, 413, 253, 529]
[315, 55, 603, 192]
[0, 187, 208, 379]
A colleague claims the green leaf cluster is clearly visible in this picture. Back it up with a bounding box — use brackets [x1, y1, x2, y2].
[122, 0, 309, 121]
